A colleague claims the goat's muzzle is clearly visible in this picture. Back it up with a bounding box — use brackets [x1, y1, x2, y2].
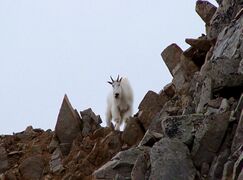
[115, 93, 119, 99]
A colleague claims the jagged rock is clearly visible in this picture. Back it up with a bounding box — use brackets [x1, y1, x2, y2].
[138, 130, 163, 147]
[195, 0, 217, 25]
[19, 155, 44, 180]
[208, 17, 243, 93]
[161, 114, 205, 145]
[233, 151, 243, 180]
[185, 38, 212, 52]
[80, 108, 102, 136]
[208, 0, 241, 39]
[93, 147, 148, 180]
[122, 117, 144, 146]
[87, 131, 123, 167]
[208, 148, 230, 180]
[48, 135, 59, 153]
[192, 112, 230, 168]
[161, 43, 183, 76]
[131, 150, 150, 180]
[149, 138, 196, 180]
[0, 145, 8, 173]
[171, 62, 187, 91]
[196, 77, 212, 113]
[55, 95, 82, 155]
[49, 148, 64, 174]
[138, 91, 167, 130]
[163, 82, 175, 98]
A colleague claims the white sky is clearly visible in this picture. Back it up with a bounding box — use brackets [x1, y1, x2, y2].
[0, 0, 217, 134]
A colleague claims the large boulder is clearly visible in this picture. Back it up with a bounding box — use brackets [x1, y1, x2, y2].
[19, 156, 44, 180]
[149, 138, 196, 180]
[92, 147, 149, 180]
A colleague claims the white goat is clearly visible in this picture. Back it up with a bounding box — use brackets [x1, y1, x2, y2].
[106, 75, 133, 130]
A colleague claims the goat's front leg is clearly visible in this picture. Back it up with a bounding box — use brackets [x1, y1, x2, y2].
[114, 116, 122, 131]
[123, 108, 133, 129]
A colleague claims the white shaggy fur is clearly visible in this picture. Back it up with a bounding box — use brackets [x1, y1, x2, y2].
[106, 76, 133, 130]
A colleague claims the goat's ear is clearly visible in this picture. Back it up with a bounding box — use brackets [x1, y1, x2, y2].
[107, 81, 113, 85]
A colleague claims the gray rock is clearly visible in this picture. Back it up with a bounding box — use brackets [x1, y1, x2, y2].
[19, 155, 44, 180]
[131, 151, 150, 180]
[49, 148, 64, 174]
[222, 160, 235, 180]
[208, 17, 243, 92]
[233, 151, 243, 180]
[55, 95, 82, 154]
[196, 0, 217, 25]
[149, 138, 196, 180]
[231, 104, 243, 153]
[161, 114, 205, 145]
[138, 130, 163, 147]
[192, 112, 230, 168]
[208, 149, 230, 180]
[93, 147, 148, 180]
[0, 145, 8, 173]
[80, 108, 102, 136]
[172, 63, 187, 92]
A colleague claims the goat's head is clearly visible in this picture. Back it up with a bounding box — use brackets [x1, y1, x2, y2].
[108, 75, 123, 99]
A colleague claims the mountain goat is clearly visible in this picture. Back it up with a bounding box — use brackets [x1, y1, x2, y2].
[106, 75, 133, 130]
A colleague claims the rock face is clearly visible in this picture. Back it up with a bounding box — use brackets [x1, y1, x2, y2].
[1, 1, 243, 179]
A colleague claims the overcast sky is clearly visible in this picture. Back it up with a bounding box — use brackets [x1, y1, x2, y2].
[0, 0, 217, 134]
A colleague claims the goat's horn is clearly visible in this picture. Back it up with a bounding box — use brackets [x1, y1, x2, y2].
[110, 76, 114, 82]
[117, 75, 120, 82]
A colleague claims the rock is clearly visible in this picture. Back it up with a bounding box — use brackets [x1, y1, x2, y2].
[163, 82, 175, 98]
[138, 91, 167, 130]
[161, 114, 205, 145]
[233, 151, 243, 180]
[122, 117, 144, 147]
[207, 17, 243, 93]
[171, 63, 187, 91]
[49, 148, 64, 174]
[55, 95, 82, 154]
[222, 160, 235, 180]
[87, 131, 123, 167]
[93, 147, 148, 180]
[161, 43, 183, 76]
[149, 138, 196, 180]
[80, 108, 102, 137]
[196, 77, 212, 113]
[192, 112, 230, 168]
[183, 46, 207, 68]
[195, 0, 217, 25]
[131, 151, 150, 180]
[185, 38, 212, 51]
[19, 156, 44, 180]
[231, 102, 243, 153]
[0, 145, 8, 173]
[208, 0, 241, 39]
[138, 130, 163, 147]
[208, 148, 230, 180]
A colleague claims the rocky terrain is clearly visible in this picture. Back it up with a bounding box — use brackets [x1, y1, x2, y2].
[0, 0, 243, 179]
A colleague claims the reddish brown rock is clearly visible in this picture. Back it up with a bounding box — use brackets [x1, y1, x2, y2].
[138, 91, 167, 130]
[0, 145, 8, 173]
[161, 43, 183, 76]
[19, 156, 44, 180]
[163, 83, 175, 98]
[185, 38, 212, 51]
[122, 117, 144, 147]
[196, 0, 217, 25]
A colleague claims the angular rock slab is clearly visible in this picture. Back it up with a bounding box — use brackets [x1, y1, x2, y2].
[149, 138, 196, 180]
[92, 147, 148, 180]
[161, 114, 205, 145]
[196, 0, 217, 25]
[80, 108, 102, 136]
[161, 43, 183, 76]
[208, 17, 243, 92]
[19, 155, 44, 180]
[55, 95, 82, 154]
[192, 112, 230, 168]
